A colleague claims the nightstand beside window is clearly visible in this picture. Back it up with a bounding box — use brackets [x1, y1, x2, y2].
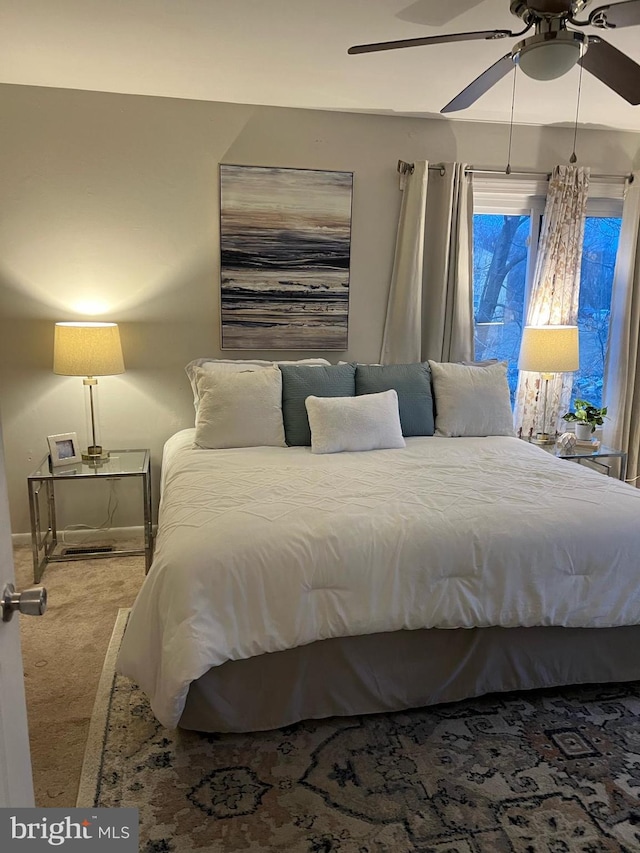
[551, 443, 627, 481]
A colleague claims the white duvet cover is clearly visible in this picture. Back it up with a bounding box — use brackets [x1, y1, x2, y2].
[117, 429, 640, 727]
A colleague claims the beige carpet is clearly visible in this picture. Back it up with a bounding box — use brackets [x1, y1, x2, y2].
[13, 542, 144, 807]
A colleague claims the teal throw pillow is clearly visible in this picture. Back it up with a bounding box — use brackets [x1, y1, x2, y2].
[355, 362, 434, 436]
[279, 363, 356, 446]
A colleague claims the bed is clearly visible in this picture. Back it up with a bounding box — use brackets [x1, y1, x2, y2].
[117, 427, 640, 732]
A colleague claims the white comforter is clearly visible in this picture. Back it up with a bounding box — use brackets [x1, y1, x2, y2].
[117, 429, 640, 727]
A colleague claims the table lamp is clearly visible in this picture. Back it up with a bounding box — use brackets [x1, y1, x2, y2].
[53, 322, 125, 462]
[518, 325, 579, 444]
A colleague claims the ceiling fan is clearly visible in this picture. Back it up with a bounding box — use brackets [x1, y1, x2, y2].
[348, 1, 640, 113]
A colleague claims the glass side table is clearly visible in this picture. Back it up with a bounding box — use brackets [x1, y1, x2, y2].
[27, 449, 153, 583]
[551, 443, 627, 482]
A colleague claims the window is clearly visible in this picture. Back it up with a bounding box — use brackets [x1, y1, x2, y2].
[572, 213, 621, 409]
[473, 212, 537, 405]
[473, 179, 622, 410]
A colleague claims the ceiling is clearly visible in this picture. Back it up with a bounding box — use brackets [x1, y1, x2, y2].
[1, 0, 640, 132]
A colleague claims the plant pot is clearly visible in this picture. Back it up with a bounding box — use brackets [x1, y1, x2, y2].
[575, 423, 593, 441]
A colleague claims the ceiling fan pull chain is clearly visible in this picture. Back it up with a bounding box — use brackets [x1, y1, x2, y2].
[506, 66, 518, 175]
[569, 60, 584, 164]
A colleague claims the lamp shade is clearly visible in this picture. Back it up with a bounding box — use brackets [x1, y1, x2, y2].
[53, 322, 125, 377]
[518, 325, 579, 373]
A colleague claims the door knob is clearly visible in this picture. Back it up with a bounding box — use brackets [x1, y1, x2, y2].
[2, 583, 47, 622]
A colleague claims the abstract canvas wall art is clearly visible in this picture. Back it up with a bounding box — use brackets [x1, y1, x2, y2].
[219, 165, 353, 349]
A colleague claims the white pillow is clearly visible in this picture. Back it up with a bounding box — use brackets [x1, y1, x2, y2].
[428, 360, 515, 437]
[193, 366, 286, 449]
[185, 358, 331, 409]
[305, 390, 406, 454]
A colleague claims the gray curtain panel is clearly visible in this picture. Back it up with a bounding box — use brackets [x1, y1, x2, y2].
[381, 161, 474, 365]
[603, 172, 640, 486]
[421, 163, 474, 364]
[380, 161, 429, 365]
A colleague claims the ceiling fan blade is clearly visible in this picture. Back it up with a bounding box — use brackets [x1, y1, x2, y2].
[440, 53, 514, 113]
[580, 37, 640, 104]
[347, 30, 512, 55]
[588, 0, 640, 28]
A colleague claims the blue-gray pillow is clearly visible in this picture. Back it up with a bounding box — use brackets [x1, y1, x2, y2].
[355, 362, 434, 436]
[279, 363, 356, 446]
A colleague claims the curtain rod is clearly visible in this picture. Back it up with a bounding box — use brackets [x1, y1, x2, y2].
[397, 160, 634, 183]
[397, 160, 446, 176]
[467, 167, 634, 183]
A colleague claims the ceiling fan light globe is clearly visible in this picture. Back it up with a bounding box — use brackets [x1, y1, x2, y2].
[513, 30, 587, 81]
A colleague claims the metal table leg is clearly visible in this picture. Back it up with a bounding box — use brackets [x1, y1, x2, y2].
[620, 453, 628, 483]
[143, 466, 153, 573]
[28, 478, 57, 583]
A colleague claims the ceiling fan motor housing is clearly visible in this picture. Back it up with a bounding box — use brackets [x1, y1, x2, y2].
[510, 0, 590, 21]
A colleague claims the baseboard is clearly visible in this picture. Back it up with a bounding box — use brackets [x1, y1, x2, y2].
[11, 525, 151, 546]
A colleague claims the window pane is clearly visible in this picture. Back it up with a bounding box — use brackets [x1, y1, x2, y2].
[570, 216, 621, 410]
[473, 214, 530, 404]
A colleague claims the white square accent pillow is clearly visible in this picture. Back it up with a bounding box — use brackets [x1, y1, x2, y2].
[193, 366, 286, 449]
[305, 389, 406, 454]
[428, 360, 515, 437]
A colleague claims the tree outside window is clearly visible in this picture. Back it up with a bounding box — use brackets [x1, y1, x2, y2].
[473, 214, 529, 405]
[473, 210, 621, 410]
[572, 217, 621, 409]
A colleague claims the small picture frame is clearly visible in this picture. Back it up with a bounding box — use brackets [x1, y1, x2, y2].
[47, 432, 81, 467]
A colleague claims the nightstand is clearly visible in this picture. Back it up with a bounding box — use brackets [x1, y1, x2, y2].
[551, 443, 627, 482]
[27, 449, 153, 583]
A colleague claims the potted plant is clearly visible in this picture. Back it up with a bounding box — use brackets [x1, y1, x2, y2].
[562, 399, 607, 440]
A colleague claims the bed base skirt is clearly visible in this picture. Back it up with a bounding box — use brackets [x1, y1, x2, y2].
[178, 624, 640, 733]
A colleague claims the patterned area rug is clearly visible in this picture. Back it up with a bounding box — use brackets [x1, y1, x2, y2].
[79, 612, 640, 852]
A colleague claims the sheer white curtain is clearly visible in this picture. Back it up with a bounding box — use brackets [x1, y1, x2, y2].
[514, 165, 590, 435]
[603, 172, 640, 484]
[381, 162, 473, 364]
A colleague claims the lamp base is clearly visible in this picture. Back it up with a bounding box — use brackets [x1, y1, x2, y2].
[82, 446, 110, 463]
[530, 432, 556, 445]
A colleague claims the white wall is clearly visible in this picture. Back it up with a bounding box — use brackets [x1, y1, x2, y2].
[1, 83, 639, 533]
